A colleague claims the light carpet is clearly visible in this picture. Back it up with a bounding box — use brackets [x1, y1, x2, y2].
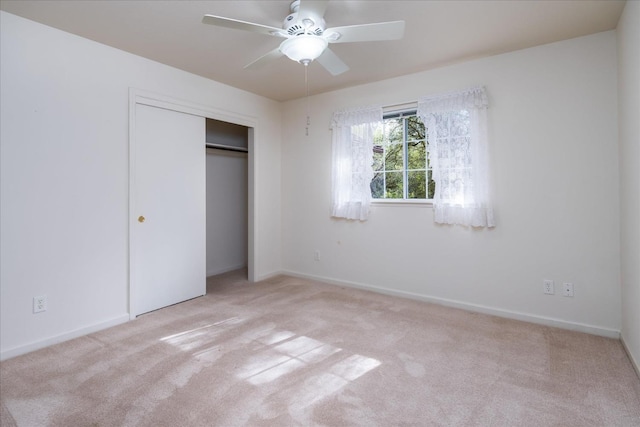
[1, 270, 639, 426]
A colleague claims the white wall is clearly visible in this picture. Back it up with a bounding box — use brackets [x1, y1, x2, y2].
[281, 31, 621, 336]
[0, 11, 282, 359]
[617, 0, 640, 373]
[206, 149, 248, 276]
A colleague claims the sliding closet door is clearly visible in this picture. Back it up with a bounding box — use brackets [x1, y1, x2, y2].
[131, 104, 206, 317]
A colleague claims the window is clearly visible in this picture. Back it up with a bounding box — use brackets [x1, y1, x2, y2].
[331, 86, 493, 227]
[370, 112, 435, 200]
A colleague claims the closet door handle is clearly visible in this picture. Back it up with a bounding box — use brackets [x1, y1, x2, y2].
[138, 215, 145, 223]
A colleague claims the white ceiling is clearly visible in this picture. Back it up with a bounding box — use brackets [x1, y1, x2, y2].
[0, 0, 625, 102]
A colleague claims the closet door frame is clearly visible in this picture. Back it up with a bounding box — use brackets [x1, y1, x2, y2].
[128, 88, 257, 320]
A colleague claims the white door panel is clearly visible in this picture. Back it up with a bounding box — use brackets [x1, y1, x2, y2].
[132, 104, 205, 316]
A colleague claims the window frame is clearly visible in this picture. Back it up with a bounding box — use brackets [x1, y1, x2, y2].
[371, 108, 434, 205]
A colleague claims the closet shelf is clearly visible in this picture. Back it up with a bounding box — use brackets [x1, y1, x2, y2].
[205, 142, 248, 153]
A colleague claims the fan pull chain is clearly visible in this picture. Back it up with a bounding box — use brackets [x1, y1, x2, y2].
[305, 62, 310, 137]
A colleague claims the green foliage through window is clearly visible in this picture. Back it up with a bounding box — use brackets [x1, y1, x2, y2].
[371, 112, 435, 200]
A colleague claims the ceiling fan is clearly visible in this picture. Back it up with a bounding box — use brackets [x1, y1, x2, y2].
[202, 0, 405, 76]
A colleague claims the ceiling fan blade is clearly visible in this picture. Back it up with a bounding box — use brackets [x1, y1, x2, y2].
[316, 48, 349, 76]
[324, 21, 405, 44]
[297, 1, 329, 21]
[244, 48, 284, 70]
[202, 14, 286, 37]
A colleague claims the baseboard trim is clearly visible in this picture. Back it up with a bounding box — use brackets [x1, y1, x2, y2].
[207, 263, 247, 278]
[254, 270, 284, 282]
[281, 270, 621, 339]
[0, 314, 130, 361]
[621, 335, 640, 379]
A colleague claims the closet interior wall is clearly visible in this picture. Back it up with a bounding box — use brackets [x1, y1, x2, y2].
[205, 119, 249, 277]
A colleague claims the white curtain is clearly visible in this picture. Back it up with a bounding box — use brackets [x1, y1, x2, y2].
[331, 106, 383, 220]
[417, 87, 495, 227]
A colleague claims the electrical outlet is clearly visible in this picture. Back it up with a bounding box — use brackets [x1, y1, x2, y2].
[314, 250, 320, 261]
[543, 279, 554, 295]
[33, 295, 47, 313]
[563, 282, 574, 297]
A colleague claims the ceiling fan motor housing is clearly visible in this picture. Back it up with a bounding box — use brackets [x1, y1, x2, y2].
[283, 3, 326, 37]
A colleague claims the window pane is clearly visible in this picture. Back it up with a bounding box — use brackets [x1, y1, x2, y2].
[385, 171, 403, 198]
[384, 143, 403, 171]
[428, 170, 435, 199]
[371, 113, 434, 200]
[371, 172, 384, 198]
[372, 145, 384, 171]
[407, 140, 426, 170]
[385, 118, 403, 144]
[407, 170, 426, 199]
[407, 116, 425, 141]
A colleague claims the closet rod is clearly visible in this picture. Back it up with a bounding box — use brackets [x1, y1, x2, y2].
[205, 143, 248, 153]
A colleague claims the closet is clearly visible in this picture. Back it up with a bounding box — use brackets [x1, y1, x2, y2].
[130, 91, 255, 318]
[205, 118, 249, 277]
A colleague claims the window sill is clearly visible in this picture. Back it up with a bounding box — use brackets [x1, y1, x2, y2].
[371, 199, 433, 207]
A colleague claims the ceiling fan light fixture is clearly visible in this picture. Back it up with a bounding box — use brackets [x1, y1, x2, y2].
[280, 35, 328, 64]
